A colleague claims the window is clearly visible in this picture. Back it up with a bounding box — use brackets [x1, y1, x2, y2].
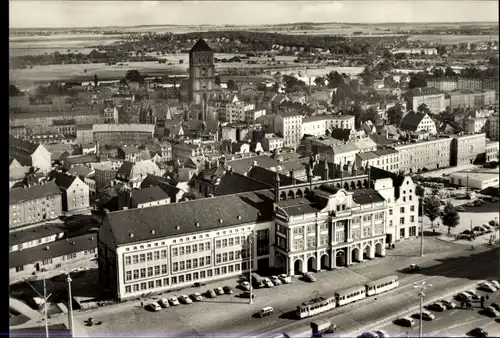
[154, 251, 160, 260]
[214, 268, 220, 276]
[185, 246, 191, 254]
[389, 209, 393, 215]
[228, 252, 234, 261]
[179, 247, 185, 255]
[192, 259, 198, 268]
[222, 253, 228, 262]
[42, 259, 53, 265]
[389, 220, 393, 227]
[148, 281, 154, 289]
[171, 276, 177, 285]
[140, 283, 147, 291]
[400, 217, 405, 225]
[178, 275, 185, 283]
[222, 239, 228, 247]
[216, 254, 222, 263]
[198, 243, 204, 252]
[172, 248, 178, 256]
[216, 240, 221, 248]
[192, 244, 197, 253]
[146, 267, 152, 277]
[161, 264, 167, 274]
[307, 237, 317, 248]
[235, 237, 240, 245]
[139, 254, 145, 263]
[235, 250, 241, 259]
[140, 268, 146, 278]
[133, 284, 139, 292]
[221, 266, 227, 274]
[293, 239, 304, 250]
[155, 279, 162, 288]
[199, 257, 205, 266]
[173, 262, 179, 272]
[132, 255, 138, 264]
[410, 206, 415, 212]
[147, 252, 153, 261]
[133, 270, 139, 279]
[179, 261, 185, 271]
[410, 216, 415, 222]
[125, 257, 132, 265]
[293, 227, 304, 235]
[400, 207, 405, 213]
[126, 271, 132, 281]
[200, 271, 206, 279]
[186, 274, 192, 282]
[186, 260, 192, 269]
[125, 286, 131, 293]
[228, 238, 234, 246]
[206, 256, 211, 265]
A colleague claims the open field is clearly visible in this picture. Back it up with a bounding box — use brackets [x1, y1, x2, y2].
[409, 34, 497, 44]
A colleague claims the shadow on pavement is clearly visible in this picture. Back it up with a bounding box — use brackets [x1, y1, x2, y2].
[278, 309, 299, 320]
[397, 247, 500, 280]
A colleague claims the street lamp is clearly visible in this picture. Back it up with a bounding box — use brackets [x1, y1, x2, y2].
[414, 281, 432, 338]
[248, 231, 255, 305]
[60, 267, 88, 337]
[26, 275, 52, 338]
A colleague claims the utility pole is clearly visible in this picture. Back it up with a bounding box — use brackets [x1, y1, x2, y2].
[61, 268, 87, 338]
[26, 275, 51, 338]
[414, 281, 431, 338]
[248, 231, 255, 305]
[420, 195, 424, 257]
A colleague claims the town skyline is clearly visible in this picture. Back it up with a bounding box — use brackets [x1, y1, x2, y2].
[10, 0, 499, 29]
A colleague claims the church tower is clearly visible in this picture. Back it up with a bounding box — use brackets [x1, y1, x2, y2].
[188, 38, 216, 120]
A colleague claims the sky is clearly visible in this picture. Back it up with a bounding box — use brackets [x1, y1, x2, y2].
[9, 0, 499, 29]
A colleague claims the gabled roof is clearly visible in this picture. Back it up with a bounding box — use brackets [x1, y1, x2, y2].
[140, 174, 181, 198]
[54, 173, 77, 190]
[131, 186, 170, 204]
[227, 155, 280, 174]
[189, 38, 213, 54]
[104, 190, 274, 246]
[352, 188, 385, 205]
[10, 182, 61, 205]
[10, 136, 43, 166]
[10, 223, 65, 246]
[247, 166, 300, 186]
[120, 146, 140, 155]
[400, 112, 427, 131]
[214, 172, 271, 196]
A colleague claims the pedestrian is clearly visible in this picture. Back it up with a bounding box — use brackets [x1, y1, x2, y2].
[140, 301, 144, 308]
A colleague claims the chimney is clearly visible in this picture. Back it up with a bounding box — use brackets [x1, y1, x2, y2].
[274, 170, 281, 202]
[290, 169, 296, 185]
[323, 158, 329, 180]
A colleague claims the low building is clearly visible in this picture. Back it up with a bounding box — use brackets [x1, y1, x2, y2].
[118, 186, 171, 210]
[52, 119, 76, 137]
[448, 90, 496, 110]
[93, 162, 121, 192]
[394, 137, 453, 174]
[356, 148, 400, 173]
[449, 172, 499, 190]
[10, 125, 28, 139]
[9, 233, 97, 282]
[10, 136, 52, 174]
[76, 124, 94, 144]
[427, 78, 458, 92]
[116, 160, 162, 188]
[274, 111, 303, 149]
[487, 113, 499, 141]
[399, 112, 437, 135]
[464, 116, 487, 134]
[9, 182, 63, 229]
[10, 223, 65, 252]
[262, 134, 284, 152]
[139, 174, 185, 203]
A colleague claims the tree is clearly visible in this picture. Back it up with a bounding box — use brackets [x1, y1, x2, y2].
[408, 72, 427, 89]
[361, 74, 375, 87]
[383, 49, 393, 59]
[362, 106, 378, 123]
[432, 68, 445, 78]
[444, 66, 456, 77]
[125, 70, 144, 83]
[227, 79, 236, 90]
[436, 45, 447, 56]
[417, 103, 431, 115]
[9, 84, 23, 97]
[441, 202, 460, 235]
[423, 195, 441, 228]
[350, 79, 360, 92]
[314, 76, 325, 87]
[387, 103, 404, 126]
[327, 71, 345, 88]
[384, 75, 395, 88]
[351, 104, 363, 129]
[179, 59, 184, 64]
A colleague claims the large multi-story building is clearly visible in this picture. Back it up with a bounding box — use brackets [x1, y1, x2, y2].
[457, 78, 483, 91]
[427, 78, 458, 92]
[92, 124, 155, 146]
[10, 136, 52, 174]
[9, 182, 63, 229]
[224, 95, 265, 123]
[394, 137, 453, 174]
[399, 112, 437, 135]
[448, 90, 496, 110]
[464, 116, 487, 134]
[482, 78, 499, 104]
[355, 148, 400, 173]
[9, 109, 104, 129]
[325, 115, 355, 130]
[274, 111, 303, 149]
[487, 113, 499, 141]
[486, 140, 499, 162]
[188, 39, 216, 110]
[302, 116, 328, 138]
[451, 133, 486, 166]
[403, 88, 445, 114]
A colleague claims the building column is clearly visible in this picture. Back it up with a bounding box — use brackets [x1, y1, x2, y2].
[347, 220, 353, 242]
[369, 245, 375, 259]
[331, 248, 337, 269]
[288, 256, 295, 276]
[346, 247, 351, 266]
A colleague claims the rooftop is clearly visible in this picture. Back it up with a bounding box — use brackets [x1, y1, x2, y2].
[131, 186, 170, 204]
[10, 223, 65, 246]
[10, 182, 61, 205]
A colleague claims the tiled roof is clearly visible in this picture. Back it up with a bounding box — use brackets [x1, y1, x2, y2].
[356, 152, 379, 161]
[54, 173, 77, 190]
[140, 174, 181, 200]
[121, 146, 140, 155]
[66, 166, 93, 178]
[131, 186, 170, 204]
[10, 223, 65, 246]
[400, 112, 427, 131]
[330, 143, 359, 154]
[214, 172, 271, 196]
[64, 154, 99, 165]
[227, 155, 280, 174]
[104, 190, 275, 245]
[247, 166, 300, 186]
[10, 233, 97, 268]
[374, 148, 399, 156]
[10, 136, 42, 166]
[352, 188, 385, 205]
[10, 182, 61, 205]
[189, 38, 213, 53]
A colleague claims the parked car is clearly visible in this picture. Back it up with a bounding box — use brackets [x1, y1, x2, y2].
[403, 264, 420, 273]
[395, 317, 414, 327]
[359, 332, 378, 338]
[223, 286, 233, 294]
[466, 202, 475, 207]
[169, 297, 180, 306]
[427, 302, 446, 312]
[303, 272, 317, 283]
[490, 303, 500, 312]
[190, 292, 203, 302]
[239, 291, 255, 299]
[374, 330, 389, 338]
[465, 290, 480, 300]
[456, 206, 465, 212]
[412, 310, 435, 321]
[455, 292, 471, 302]
[263, 278, 274, 288]
[488, 280, 500, 288]
[279, 274, 292, 284]
[158, 298, 169, 308]
[483, 306, 500, 317]
[148, 302, 161, 312]
[179, 295, 193, 304]
[240, 281, 251, 291]
[258, 306, 274, 318]
[214, 287, 225, 295]
[270, 276, 282, 286]
[468, 328, 488, 337]
[478, 283, 497, 292]
[440, 299, 456, 309]
[205, 290, 217, 298]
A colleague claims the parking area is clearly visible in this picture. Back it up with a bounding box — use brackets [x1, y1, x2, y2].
[367, 280, 500, 337]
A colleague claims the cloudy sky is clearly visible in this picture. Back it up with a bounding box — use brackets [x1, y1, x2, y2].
[9, 0, 499, 28]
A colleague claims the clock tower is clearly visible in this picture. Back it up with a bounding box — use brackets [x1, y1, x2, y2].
[188, 38, 216, 119]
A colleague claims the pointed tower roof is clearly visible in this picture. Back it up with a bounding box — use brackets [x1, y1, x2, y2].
[189, 38, 213, 54]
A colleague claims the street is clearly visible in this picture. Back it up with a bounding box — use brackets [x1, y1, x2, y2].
[72, 239, 499, 337]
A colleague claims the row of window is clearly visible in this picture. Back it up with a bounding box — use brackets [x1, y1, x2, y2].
[215, 236, 247, 249]
[124, 263, 246, 294]
[172, 256, 212, 272]
[125, 250, 168, 265]
[172, 242, 210, 256]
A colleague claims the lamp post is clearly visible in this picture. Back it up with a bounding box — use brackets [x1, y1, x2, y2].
[60, 267, 88, 337]
[414, 281, 432, 338]
[248, 230, 255, 305]
[26, 275, 51, 338]
[420, 198, 424, 257]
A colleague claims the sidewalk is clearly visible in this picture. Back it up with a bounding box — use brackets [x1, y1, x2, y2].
[10, 297, 42, 322]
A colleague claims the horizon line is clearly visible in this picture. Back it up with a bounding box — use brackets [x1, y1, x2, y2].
[9, 21, 500, 30]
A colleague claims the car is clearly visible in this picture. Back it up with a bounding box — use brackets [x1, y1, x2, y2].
[490, 303, 500, 311]
[223, 286, 233, 294]
[258, 306, 274, 318]
[169, 297, 180, 306]
[465, 290, 480, 300]
[240, 291, 256, 299]
[270, 276, 282, 286]
[148, 302, 161, 312]
[468, 328, 489, 337]
[214, 287, 225, 295]
[440, 299, 456, 309]
[456, 206, 466, 212]
[466, 202, 475, 207]
[412, 310, 435, 321]
[478, 284, 497, 292]
[482, 224, 491, 230]
[179, 294, 193, 304]
[303, 272, 317, 283]
[240, 281, 251, 291]
[474, 200, 484, 206]
[456, 292, 471, 302]
[190, 292, 203, 302]
[205, 290, 217, 298]
[263, 278, 274, 288]
[403, 264, 420, 273]
[395, 317, 414, 327]
[358, 333, 378, 338]
[483, 306, 500, 317]
[279, 274, 292, 284]
[427, 302, 446, 312]
[488, 280, 500, 288]
[374, 330, 389, 338]
[158, 298, 169, 308]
